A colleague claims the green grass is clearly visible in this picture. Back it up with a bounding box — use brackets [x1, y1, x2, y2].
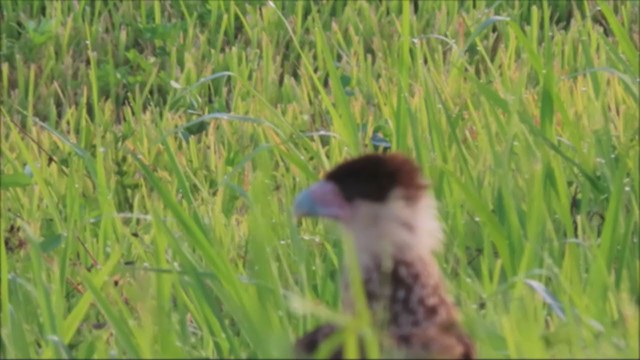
[1, 0, 638, 358]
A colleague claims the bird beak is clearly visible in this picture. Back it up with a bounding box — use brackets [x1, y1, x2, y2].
[293, 180, 350, 221]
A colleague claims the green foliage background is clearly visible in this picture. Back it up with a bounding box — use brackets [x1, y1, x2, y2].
[1, 0, 638, 358]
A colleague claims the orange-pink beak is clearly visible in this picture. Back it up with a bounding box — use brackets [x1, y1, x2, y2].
[293, 180, 351, 221]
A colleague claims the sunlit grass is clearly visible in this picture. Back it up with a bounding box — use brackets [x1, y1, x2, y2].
[1, 0, 638, 358]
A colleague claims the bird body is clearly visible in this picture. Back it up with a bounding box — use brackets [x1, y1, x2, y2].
[294, 153, 474, 359]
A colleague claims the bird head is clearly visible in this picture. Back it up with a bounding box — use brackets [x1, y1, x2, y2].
[294, 153, 443, 259]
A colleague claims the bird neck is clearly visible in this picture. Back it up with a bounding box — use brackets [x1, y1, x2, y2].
[343, 190, 444, 272]
[339, 191, 449, 324]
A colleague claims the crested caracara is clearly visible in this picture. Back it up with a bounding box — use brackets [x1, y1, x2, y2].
[293, 153, 475, 359]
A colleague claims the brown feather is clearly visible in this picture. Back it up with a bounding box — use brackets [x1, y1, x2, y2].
[386, 252, 475, 359]
[324, 153, 427, 203]
[294, 324, 343, 359]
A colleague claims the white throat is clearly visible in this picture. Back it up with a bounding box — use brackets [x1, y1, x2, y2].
[343, 188, 444, 269]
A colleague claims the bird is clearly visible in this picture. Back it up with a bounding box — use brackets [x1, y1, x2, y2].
[292, 152, 475, 359]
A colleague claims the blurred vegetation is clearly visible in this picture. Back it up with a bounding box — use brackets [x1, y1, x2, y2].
[1, 0, 638, 358]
